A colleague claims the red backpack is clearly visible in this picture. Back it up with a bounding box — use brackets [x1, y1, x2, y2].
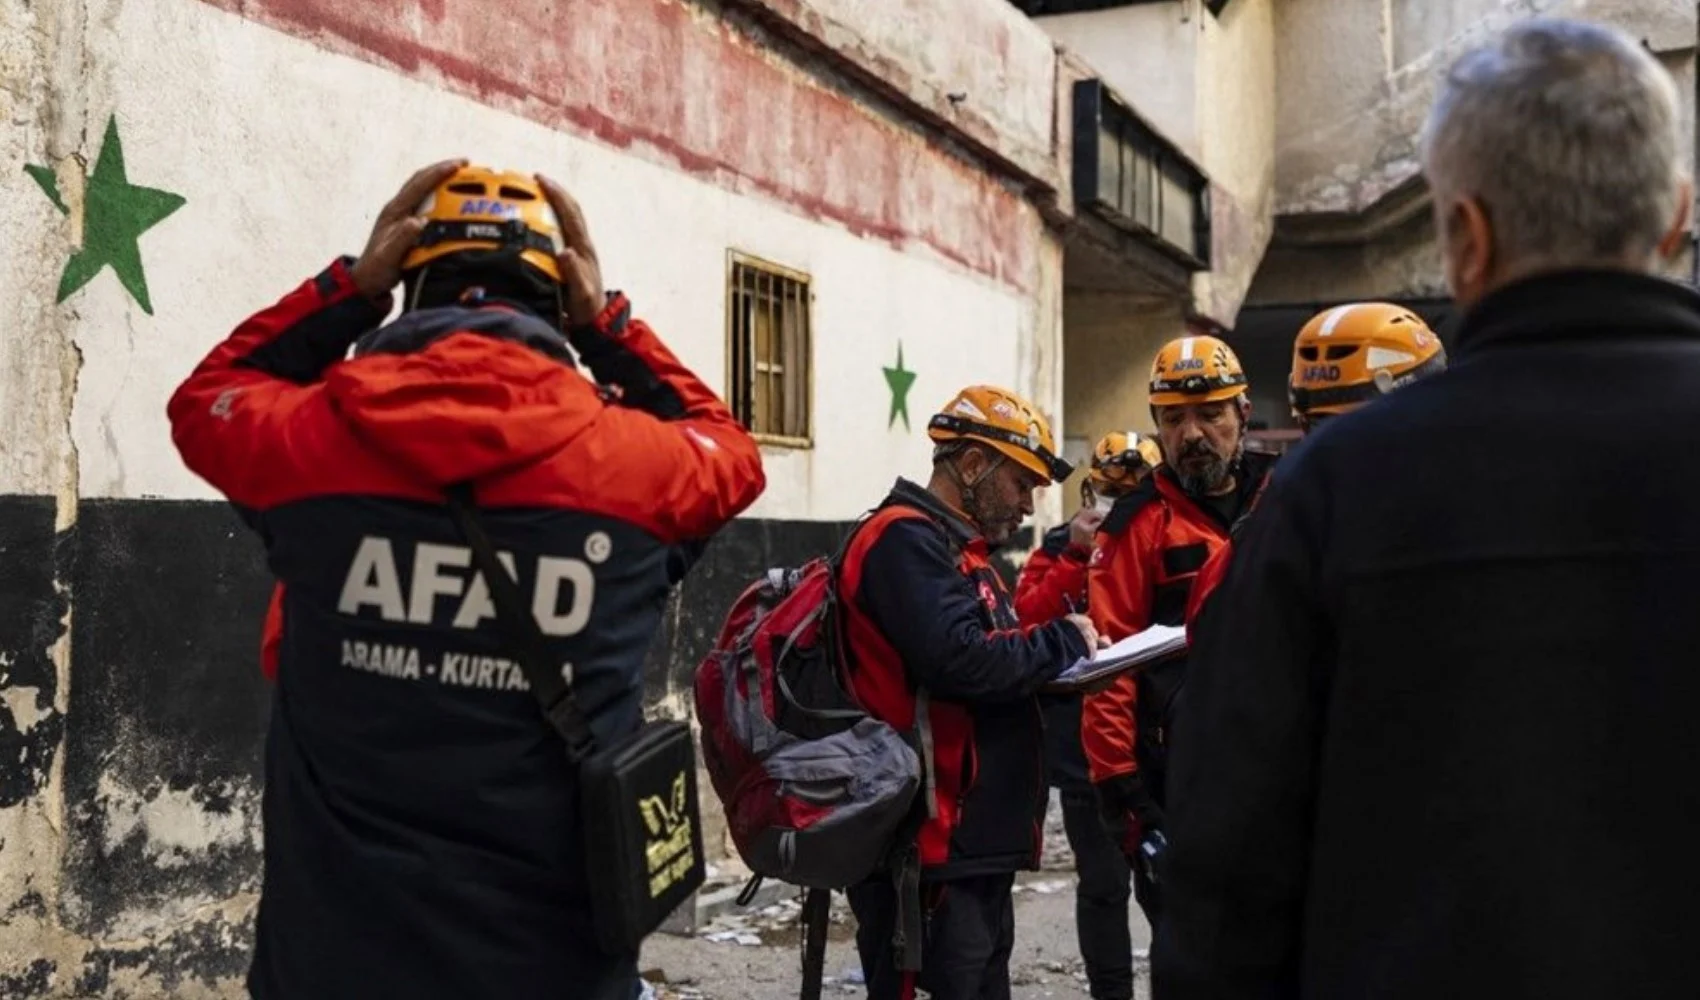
[693, 514, 931, 993]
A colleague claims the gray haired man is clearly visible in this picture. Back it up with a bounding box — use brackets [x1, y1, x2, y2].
[1152, 18, 1700, 1000]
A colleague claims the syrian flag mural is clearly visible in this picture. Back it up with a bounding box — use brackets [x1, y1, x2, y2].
[0, 0, 1052, 989]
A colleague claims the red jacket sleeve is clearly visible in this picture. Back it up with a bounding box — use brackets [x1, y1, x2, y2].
[260, 583, 284, 681]
[1081, 518, 1155, 783]
[567, 294, 766, 543]
[1014, 543, 1090, 626]
[167, 257, 393, 511]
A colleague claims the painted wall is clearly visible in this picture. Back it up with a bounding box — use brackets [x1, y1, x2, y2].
[0, 0, 1071, 992]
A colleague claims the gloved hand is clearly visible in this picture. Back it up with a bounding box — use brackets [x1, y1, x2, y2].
[1094, 772, 1165, 864]
[534, 175, 688, 420]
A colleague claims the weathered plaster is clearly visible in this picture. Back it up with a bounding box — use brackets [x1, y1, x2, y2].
[1275, 0, 1698, 218]
[724, 0, 1062, 188]
[1034, 0, 1278, 324]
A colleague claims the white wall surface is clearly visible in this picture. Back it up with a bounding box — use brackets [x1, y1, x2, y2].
[4, 0, 1050, 524]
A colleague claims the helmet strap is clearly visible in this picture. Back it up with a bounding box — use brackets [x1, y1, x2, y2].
[943, 446, 1003, 523]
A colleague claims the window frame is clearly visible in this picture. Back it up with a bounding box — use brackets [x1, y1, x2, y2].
[724, 250, 816, 449]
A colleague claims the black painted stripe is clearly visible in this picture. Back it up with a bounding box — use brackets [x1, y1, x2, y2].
[0, 494, 1035, 944]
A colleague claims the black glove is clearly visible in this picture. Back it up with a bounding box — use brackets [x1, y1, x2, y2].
[1094, 772, 1165, 862]
[566, 292, 686, 419]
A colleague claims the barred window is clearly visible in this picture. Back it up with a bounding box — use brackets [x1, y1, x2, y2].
[726, 252, 813, 446]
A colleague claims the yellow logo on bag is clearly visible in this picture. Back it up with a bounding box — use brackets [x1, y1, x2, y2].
[640, 771, 696, 899]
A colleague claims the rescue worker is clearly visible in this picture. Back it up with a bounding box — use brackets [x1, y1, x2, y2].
[839, 386, 1100, 1000]
[1013, 432, 1160, 1000]
[167, 160, 765, 1000]
[1080, 335, 1275, 928]
[1183, 303, 1447, 630]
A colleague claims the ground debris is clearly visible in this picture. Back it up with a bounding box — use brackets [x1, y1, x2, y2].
[694, 889, 855, 947]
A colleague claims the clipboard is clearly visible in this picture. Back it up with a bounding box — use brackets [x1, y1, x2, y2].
[1043, 623, 1189, 693]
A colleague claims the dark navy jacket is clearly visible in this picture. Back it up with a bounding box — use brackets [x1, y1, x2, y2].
[839, 480, 1089, 878]
[167, 258, 764, 1000]
[1156, 271, 1700, 1000]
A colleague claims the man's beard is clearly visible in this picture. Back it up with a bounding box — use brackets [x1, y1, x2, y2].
[966, 491, 1023, 546]
[1177, 442, 1234, 496]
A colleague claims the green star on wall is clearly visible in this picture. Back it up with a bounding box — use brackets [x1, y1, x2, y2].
[26, 114, 186, 315]
[883, 342, 917, 431]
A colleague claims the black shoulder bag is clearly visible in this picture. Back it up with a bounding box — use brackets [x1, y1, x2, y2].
[445, 483, 705, 956]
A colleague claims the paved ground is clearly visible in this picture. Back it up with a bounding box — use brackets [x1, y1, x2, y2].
[639, 795, 1154, 1000]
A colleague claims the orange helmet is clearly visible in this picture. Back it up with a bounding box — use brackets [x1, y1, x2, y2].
[1086, 431, 1162, 493]
[1288, 303, 1446, 418]
[1149, 335, 1249, 406]
[928, 386, 1073, 483]
[400, 165, 563, 282]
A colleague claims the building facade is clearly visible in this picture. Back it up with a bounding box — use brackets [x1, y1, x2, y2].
[1022, 0, 1698, 444]
[0, 0, 1212, 991]
[0, 0, 1691, 992]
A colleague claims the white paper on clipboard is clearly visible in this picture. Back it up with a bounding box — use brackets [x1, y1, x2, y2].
[1044, 623, 1189, 693]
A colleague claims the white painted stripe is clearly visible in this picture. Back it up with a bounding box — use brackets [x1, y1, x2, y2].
[1179, 336, 1196, 360]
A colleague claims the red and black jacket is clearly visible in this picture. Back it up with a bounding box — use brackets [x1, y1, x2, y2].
[1014, 523, 1090, 624]
[1081, 455, 1275, 803]
[1015, 524, 1094, 790]
[168, 257, 764, 1000]
[837, 479, 1088, 879]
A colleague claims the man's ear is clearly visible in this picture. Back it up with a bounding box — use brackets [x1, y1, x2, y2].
[1656, 178, 1693, 261]
[1455, 196, 1495, 289]
[956, 444, 990, 484]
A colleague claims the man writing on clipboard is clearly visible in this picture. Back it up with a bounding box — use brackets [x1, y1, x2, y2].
[1080, 334, 1276, 929]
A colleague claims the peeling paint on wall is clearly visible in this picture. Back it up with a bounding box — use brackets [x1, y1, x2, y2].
[190, 0, 1043, 292]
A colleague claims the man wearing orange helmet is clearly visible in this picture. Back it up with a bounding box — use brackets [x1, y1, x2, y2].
[1013, 431, 1159, 1000]
[1080, 334, 1277, 928]
[1183, 303, 1447, 631]
[169, 161, 765, 1000]
[837, 386, 1100, 1000]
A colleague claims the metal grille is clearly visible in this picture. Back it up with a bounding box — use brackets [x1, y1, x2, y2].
[727, 253, 813, 446]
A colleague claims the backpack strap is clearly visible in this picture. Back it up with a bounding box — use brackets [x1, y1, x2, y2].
[799, 887, 832, 1000]
[831, 501, 935, 974]
[444, 482, 597, 764]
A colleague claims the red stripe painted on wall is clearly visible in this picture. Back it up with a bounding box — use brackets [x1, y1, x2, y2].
[200, 0, 1041, 292]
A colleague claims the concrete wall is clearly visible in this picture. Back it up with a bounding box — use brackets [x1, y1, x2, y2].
[1035, 0, 1279, 324]
[1040, 3, 1203, 159]
[1193, 0, 1278, 321]
[1059, 293, 1185, 476]
[1274, 0, 1697, 218]
[0, 0, 1073, 992]
[1257, 0, 1697, 305]
[730, 0, 1064, 186]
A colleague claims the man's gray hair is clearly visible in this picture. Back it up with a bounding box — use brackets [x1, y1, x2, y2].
[1420, 17, 1684, 267]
